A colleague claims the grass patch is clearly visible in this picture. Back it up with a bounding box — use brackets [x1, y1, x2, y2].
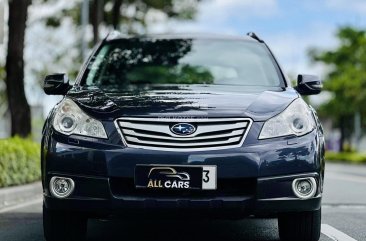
[0, 137, 41, 187]
[325, 151, 366, 164]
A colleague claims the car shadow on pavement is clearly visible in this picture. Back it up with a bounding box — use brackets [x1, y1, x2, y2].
[0, 211, 280, 241]
[87, 218, 279, 241]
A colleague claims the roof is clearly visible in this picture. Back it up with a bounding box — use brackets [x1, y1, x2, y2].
[105, 31, 259, 42]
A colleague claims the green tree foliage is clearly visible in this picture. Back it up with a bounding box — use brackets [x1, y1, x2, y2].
[45, 0, 201, 39]
[309, 27, 366, 150]
[104, 0, 199, 29]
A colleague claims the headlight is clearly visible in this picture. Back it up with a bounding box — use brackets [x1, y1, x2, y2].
[259, 98, 315, 139]
[53, 98, 108, 139]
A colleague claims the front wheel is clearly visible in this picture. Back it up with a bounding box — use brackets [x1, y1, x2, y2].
[278, 209, 321, 241]
[43, 205, 88, 241]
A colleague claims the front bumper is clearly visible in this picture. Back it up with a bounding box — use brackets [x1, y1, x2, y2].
[42, 129, 323, 218]
[44, 172, 322, 218]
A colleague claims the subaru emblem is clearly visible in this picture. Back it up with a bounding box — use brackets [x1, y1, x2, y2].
[170, 123, 196, 136]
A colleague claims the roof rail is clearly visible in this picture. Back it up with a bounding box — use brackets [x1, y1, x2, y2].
[246, 32, 264, 43]
[105, 30, 131, 41]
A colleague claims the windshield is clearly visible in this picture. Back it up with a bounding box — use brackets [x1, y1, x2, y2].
[84, 38, 283, 87]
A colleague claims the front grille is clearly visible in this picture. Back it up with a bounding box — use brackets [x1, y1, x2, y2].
[115, 117, 252, 151]
[110, 177, 257, 198]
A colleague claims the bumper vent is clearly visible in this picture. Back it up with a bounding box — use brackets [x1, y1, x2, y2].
[115, 117, 252, 151]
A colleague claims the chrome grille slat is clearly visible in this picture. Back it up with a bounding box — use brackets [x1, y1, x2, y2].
[125, 136, 242, 147]
[122, 129, 245, 141]
[120, 117, 248, 122]
[115, 117, 252, 152]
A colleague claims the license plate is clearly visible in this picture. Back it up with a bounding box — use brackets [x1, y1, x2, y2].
[135, 165, 217, 190]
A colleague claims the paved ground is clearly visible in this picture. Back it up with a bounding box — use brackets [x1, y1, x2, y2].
[0, 162, 365, 241]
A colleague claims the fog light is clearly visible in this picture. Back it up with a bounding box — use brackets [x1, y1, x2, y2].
[292, 177, 317, 199]
[50, 176, 75, 198]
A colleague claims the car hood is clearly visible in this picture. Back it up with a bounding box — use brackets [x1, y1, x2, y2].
[66, 85, 299, 121]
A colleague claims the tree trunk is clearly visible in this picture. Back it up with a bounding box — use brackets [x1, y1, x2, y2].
[91, 0, 104, 44]
[5, 0, 31, 137]
[112, 0, 122, 30]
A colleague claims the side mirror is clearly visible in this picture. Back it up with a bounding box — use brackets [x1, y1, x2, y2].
[43, 73, 71, 95]
[295, 74, 322, 95]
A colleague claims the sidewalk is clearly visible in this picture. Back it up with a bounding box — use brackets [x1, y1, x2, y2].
[0, 182, 42, 210]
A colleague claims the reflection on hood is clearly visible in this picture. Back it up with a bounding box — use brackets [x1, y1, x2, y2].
[66, 84, 299, 121]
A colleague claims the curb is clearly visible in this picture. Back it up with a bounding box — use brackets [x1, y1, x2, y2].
[0, 181, 42, 210]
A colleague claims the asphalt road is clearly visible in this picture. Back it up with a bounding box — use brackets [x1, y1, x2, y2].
[0, 162, 365, 241]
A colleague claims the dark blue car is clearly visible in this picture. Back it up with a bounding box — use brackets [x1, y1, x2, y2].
[41, 32, 325, 241]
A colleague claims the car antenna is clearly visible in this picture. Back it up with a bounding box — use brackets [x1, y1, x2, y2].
[247, 32, 264, 43]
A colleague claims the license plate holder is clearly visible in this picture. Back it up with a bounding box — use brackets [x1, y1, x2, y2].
[135, 165, 217, 190]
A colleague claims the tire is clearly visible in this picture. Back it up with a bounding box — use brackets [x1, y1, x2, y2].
[278, 209, 321, 241]
[43, 205, 88, 241]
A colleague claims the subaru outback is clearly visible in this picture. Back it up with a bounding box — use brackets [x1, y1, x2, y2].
[41, 32, 325, 241]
